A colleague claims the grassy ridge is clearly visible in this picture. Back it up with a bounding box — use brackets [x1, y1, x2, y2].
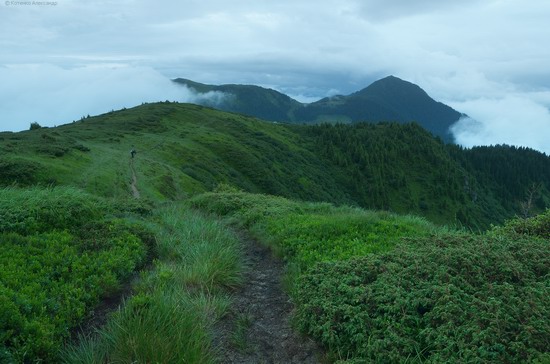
[192, 191, 550, 363]
[0, 187, 151, 363]
[0, 103, 348, 203]
[62, 203, 245, 363]
[2, 102, 548, 229]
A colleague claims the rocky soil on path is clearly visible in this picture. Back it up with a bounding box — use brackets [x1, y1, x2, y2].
[213, 236, 324, 364]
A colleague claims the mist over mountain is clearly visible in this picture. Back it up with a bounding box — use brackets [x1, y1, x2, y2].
[172, 78, 302, 122]
[173, 76, 464, 142]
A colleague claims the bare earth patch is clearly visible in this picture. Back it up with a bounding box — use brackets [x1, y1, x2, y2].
[214, 236, 324, 364]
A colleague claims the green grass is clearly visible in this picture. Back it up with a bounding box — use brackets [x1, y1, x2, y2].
[63, 289, 227, 364]
[62, 203, 245, 363]
[145, 205, 245, 291]
[191, 190, 439, 267]
[262, 210, 436, 269]
[230, 309, 254, 353]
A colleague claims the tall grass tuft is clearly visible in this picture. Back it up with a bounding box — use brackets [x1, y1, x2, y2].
[62, 203, 244, 363]
[150, 205, 245, 290]
[103, 290, 212, 363]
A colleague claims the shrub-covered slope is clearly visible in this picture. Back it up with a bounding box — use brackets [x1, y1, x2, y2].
[192, 191, 550, 363]
[0, 187, 151, 362]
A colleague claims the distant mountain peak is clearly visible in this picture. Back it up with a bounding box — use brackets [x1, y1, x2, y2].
[357, 75, 428, 96]
[173, 76, 462, 142]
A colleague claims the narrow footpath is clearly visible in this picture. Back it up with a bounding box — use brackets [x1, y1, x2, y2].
[214, 236, 323, 364]
[129, 158, 140, 199]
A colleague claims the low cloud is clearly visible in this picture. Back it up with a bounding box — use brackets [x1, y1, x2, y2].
[450, 96, 550, 155]
[0, 64, 227, 132]
[185, 87, 232, 107]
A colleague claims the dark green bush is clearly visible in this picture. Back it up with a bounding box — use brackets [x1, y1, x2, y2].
[72, 143, 90, 152]
[0, 158, 42, 186]
[295, 233, 550, 363]
[494, 209, 550, 239]
[29, 122, 42, 130]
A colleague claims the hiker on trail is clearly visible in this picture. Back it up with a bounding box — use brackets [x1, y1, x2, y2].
[130, 148, 137, 158]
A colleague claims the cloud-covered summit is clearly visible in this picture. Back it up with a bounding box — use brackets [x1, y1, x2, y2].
[1, 0, 549, 153]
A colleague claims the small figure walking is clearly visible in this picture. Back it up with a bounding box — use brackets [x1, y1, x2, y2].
[130, 148, 137, 159]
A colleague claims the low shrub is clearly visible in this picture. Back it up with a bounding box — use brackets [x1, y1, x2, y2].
[0, 158, 42, 186]
[295, 233, 550, 363]
[0, 187, 149, 362]
[493, 208, 550, 239]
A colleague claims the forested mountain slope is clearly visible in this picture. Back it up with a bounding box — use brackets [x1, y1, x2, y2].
[174, 76, 463, 142]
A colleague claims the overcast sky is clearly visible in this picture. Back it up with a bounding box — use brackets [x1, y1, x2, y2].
[1, 0, 549, 153]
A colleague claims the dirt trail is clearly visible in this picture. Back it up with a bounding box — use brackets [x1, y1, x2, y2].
[129, 159, 140, 198]
[214, 236, 324, 364]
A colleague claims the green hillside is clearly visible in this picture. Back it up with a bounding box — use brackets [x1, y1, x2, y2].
[173, 78, 302, 121]
[1, 102, 548, 228]
[294, 76, 462, 142]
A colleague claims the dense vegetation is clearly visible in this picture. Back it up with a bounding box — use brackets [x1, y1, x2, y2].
[0, 187, 151, 362]
[303, 122, 509, 228]
[63, 204, 244, 363]
[296, 224, 549, 363]
[0, 186, 244, 362]
[192, 191, 550, 363]
[190, 189, 438, 268]
[449, 144, 550, 216]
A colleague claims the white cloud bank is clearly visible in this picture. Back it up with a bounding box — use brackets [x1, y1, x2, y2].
[450, 96, 550, 155]
[0, 64, 227, 132]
